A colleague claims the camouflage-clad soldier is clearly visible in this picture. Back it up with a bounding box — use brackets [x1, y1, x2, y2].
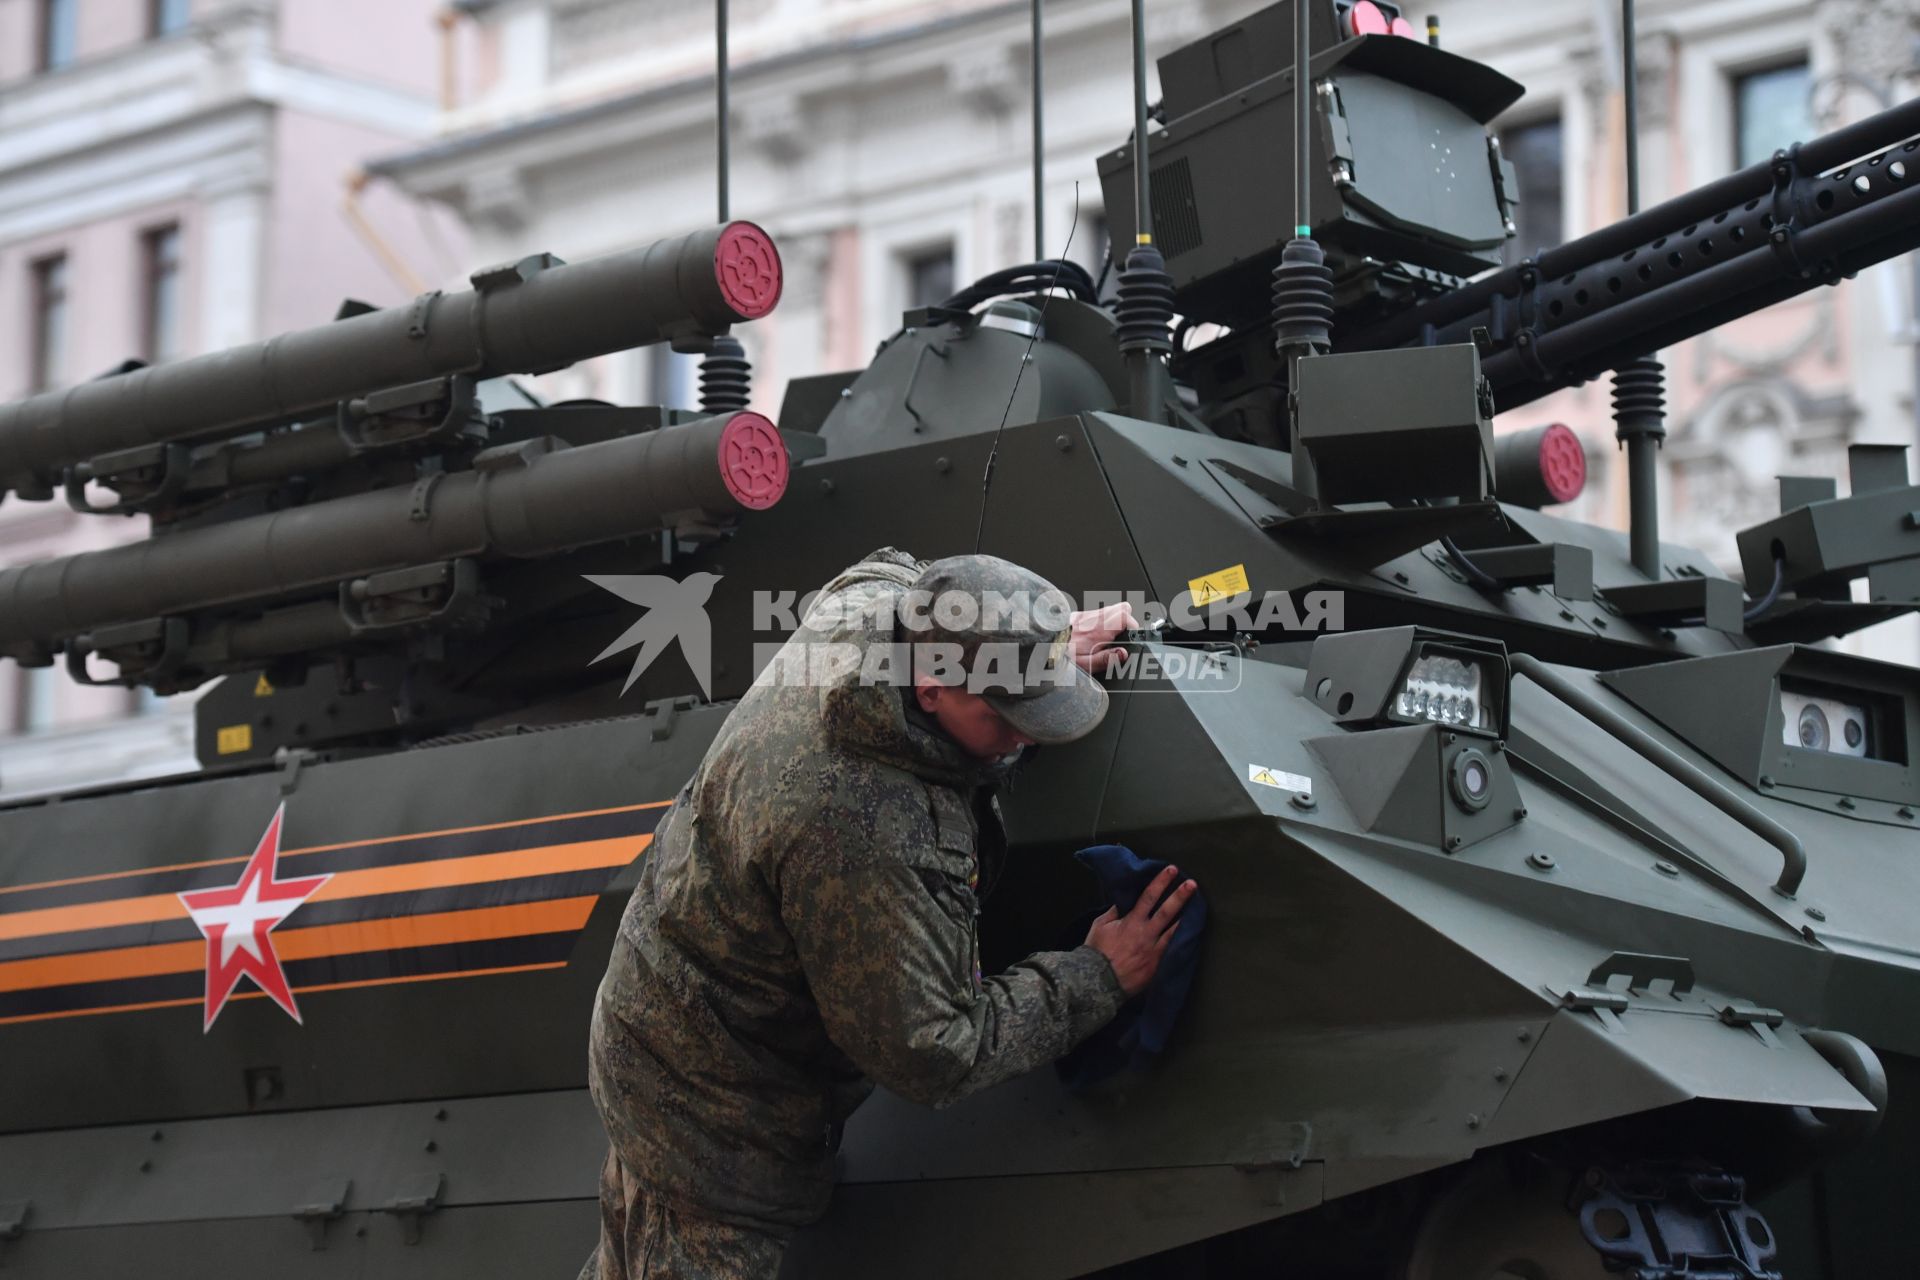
[583, 548, 1197, 1279]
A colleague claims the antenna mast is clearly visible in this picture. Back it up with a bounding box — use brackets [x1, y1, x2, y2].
[700, 0, 751, 413]
[1612, 0, 1667, 578]
[1113, 0, 1174, 425]
[1031, 0, 1045, 260]
[1271, 0, 1334, 429]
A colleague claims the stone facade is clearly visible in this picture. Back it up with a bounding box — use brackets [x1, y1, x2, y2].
[0, 0, 458, 797]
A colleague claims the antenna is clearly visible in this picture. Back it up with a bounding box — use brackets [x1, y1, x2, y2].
[974, 188, 1081, 552]
[1271, 0, 1333, 379]
[1612, 0, 1667, 578]
[1129, 0, 1150, 247]
[1112, 0, 1173, 425]
[1031, 0, 1045, 261]
[700, 0, 750, 413]
[716, 0, 730, 222]
[1293, 0, 1309, 240]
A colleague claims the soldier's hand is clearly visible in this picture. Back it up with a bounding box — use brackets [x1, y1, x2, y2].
[1069, 602, 1139, 678]
[1084, 865, 1198, 998]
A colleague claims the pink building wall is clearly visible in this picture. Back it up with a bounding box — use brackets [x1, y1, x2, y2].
[266, 111, 470, 333]
[279, 0, 446, 93]
[0, 0, 463, 740]
[0, 0, 37, 81]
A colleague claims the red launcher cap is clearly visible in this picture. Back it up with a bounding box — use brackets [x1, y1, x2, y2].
[717, 411, 789, 510]
[714, 222, 783, 321]
[1538, 423, 1587, 505]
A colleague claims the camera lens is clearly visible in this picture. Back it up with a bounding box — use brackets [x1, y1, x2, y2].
[1843, 718, 1864, 750]
[1449, 748, 1494, 813]
[1797, 703, 1830, 752]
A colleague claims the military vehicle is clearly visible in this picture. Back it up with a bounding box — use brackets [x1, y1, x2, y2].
[3, 0, 1919, 1274]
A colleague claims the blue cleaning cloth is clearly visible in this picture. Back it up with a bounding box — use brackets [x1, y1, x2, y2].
[1056, 844, 1208, 1092]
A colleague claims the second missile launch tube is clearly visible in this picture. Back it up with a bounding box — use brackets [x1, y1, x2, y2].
[0, 413, 789, 647]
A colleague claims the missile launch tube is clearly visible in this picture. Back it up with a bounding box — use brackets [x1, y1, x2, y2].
[0, 222, 783, 495]
[0, 412, 789, 648]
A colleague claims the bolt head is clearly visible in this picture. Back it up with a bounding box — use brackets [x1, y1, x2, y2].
[1527, 851, 1556, 871]
[1655, 861, 1679, 877]
[1806, 906, 1827, 922]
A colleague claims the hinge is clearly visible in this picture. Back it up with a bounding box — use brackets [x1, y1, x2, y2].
[1553, 985, 1629, 1032]
[645, 694, 702, 741]
[293, 1178, 351, 1251]
[381, 1172, 443, 1246]
[1231, 1122, 1314, 1207]
[1719, 1001, 1786, 1048]
[0, 1198, 29, 1265]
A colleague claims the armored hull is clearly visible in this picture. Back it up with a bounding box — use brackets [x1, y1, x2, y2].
[5, 1, 1920, 1273]
[4, 409, 1918, 1276]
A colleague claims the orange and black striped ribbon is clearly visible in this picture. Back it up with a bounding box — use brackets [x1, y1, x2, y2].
[0, 802, 668, 1025]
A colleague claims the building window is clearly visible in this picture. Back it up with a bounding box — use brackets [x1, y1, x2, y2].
[15, 668, 57, 734]
[30, 254, 69, 393]
[902, 245, 955, 310]
[1734, 62, 1813, 169]
[142, 225, 183, 364]
[1498, 117, 1563, 265]
[39, 0, 78, 71]
[151, 0, 191, 36]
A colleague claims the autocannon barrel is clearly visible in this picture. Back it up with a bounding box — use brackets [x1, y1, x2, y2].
[0, 221, 783, 497]
[1346, 96, 1920, 411]
[0, 412, 790, 649]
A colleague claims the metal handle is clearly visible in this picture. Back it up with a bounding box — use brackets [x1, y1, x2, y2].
[1510, 653, 1807, 897]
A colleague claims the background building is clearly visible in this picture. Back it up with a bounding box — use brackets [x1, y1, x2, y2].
[3, 0, 1917, 796]
[377, 0, 1918, 636]
[0, 0, 462, 796]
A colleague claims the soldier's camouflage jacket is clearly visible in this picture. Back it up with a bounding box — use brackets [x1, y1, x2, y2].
[587, 547, 1126, 1231]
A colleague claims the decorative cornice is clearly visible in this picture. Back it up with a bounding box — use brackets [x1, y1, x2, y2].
[946, 43, 1019, 117]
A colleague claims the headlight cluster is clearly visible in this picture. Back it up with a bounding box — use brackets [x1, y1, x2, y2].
[1396, 654, 1489, 730]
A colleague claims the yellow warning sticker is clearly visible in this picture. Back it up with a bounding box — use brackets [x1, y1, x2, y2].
[1188, 563, 1251, 606]
[1248, 763, 1312, 794]
[216, 724, 254, 755]
[253, 673, 274, 697]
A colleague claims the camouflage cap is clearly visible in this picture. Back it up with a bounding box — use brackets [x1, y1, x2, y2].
[904, 554, 1108, 746]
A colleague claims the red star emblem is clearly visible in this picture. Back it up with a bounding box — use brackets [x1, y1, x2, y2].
[178, 805, 330, 1032]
